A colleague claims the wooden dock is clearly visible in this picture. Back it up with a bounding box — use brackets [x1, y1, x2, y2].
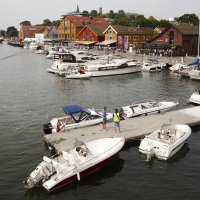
[44, 106, 200, 153]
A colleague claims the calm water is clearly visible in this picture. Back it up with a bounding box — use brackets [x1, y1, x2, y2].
[0, 44, 200, 200]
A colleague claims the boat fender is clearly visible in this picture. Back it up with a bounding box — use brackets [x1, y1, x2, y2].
[77, 172, 80, 181]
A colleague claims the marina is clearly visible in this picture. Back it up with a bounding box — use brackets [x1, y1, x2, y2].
[44, 106, 200, 153]
[0, 42, 200, 199]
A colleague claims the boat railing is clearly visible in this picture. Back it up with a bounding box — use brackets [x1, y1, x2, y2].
[130, 98, 179, 106]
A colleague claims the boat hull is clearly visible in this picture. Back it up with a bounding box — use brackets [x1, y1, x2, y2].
[86, 66, 141, 77]
[47, 156, 113, 192]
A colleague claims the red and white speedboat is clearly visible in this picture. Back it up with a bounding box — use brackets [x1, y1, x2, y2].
[24, 137, 125, 192]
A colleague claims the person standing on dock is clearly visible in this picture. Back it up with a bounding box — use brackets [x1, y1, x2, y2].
[113, 108, 121, 133]
[102, 107, 107, 129]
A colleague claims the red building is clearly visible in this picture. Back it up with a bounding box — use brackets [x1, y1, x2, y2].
[76, 24, 108, 45]
[149, 22, 199, 56]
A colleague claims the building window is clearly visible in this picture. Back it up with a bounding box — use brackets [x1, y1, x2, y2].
[67, 34, 70, 39]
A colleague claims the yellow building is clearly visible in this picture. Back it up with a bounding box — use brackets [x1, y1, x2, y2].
[58, 15, 109, 41]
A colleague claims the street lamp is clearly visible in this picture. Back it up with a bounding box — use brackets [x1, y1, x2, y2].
[171, 39, 174, 57]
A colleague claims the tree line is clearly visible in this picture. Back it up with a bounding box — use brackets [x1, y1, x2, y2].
[1, 10, 199, 39]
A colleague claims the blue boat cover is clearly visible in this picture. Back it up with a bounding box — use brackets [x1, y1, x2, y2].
[187, 58, 199, 66]
[63, 105, 89, 115]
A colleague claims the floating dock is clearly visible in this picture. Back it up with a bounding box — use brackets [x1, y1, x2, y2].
[44, 106, 200, 153]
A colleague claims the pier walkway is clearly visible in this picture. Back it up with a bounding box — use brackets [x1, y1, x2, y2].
[44, 106, 200, 153]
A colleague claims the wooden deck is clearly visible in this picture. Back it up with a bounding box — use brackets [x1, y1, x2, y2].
[44, 106, 200, 153]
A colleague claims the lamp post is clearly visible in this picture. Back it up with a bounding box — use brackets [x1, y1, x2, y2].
[171, 39, 174, 57]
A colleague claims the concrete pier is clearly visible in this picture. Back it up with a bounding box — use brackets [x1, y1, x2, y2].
[44, 106, 200, 153]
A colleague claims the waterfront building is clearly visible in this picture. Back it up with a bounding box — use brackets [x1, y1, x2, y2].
[102, 25, 153, 49]
[76, 24, 107, 47]
[18, 25, 48, 40]
[57, 15, 109, 42]
[35, 26, 58, 41]
[19, 25, 58, 41]
[149, 22, 199, 56]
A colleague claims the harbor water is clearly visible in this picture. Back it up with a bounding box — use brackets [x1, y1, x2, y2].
[0, 44, 200, 200]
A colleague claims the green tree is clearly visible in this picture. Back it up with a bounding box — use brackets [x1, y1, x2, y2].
[0, 30, 6, 37]
[108, 10, 115, 19]
[82, 10, 89, 17]
[20, 21, 31, 25]
[51, 20, 60, 26]
[134, 15, 151, 27]
[158, 19, 170, 28]
[148, 16, 159, 28]
[43, 19, 52, 26]
[118, 10, 126, 17]
[6, 26, 18, 38]
[176, 13, 199, 25]
[90, 10, 98, 17]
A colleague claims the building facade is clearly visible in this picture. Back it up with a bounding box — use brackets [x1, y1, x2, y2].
[76, 24, 107, 44]
[149, 22, 199, 56]
[103, 25, 153, 49]
[18, 25, 48, 40]
[58, 16, 109, 42]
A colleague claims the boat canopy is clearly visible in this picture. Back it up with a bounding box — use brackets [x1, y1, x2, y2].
[187, 58, 199, 66]
[63, 105, 90, 123]
[63, 105, 89, 115]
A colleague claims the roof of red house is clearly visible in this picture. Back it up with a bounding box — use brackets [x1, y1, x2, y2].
[20, 25, 48, 33]
[86, 24, 108, 36]
[63, 16, 109, 27]
[173, 22, 199, 35]
[106, 25, 153, 35]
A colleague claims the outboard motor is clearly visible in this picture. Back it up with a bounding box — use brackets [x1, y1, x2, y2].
[43, 123, 53, 134]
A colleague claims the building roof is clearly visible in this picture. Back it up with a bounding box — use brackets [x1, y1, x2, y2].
[173, 22, 199, 35]
[63, 16, 109, 28]
[20, 25, 48, 34]
[86, 24, 108, 36]
[104, 25, 153, 35]
[149, 22, 199, 43]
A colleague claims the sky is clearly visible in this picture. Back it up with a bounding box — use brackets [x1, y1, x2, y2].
[0, 0, 199, 30]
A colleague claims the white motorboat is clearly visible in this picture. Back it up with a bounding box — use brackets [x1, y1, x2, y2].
[24, 137, 125, 191]
[188, 91, 200, 104]
[142, 60, 166, 72]
[47, 53, 80, 76]
[43, 105, 113, 134]
[29, 42, 38, 50]
[139, 124, 191, 160]
[82, 58, 141, 77]
[189, 64, 200, 80]
[169, 63, 187, 73]
[34, 49, 47, 54]
[122, 99, 179, 118]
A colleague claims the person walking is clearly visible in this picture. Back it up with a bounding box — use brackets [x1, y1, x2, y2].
[113, 108, 120, 133]
[102, 106, 107, 129]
